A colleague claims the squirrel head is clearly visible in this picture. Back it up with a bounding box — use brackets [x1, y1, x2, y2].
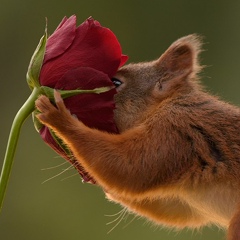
[113, 34, 203, 132]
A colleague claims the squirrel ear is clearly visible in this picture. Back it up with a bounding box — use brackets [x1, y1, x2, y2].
[156, 34, 203, 79]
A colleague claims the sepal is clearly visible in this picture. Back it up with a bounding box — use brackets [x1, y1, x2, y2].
[26, 23, 48, 90]
[40, 86, 114, 100]
[32, 109, 43, 132]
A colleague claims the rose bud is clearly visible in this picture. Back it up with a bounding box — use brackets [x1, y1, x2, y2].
[34, 15, 128, 183]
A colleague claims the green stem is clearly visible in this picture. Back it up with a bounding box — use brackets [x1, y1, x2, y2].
[0, 85, 111, 213]
[0, 87, 40, 212]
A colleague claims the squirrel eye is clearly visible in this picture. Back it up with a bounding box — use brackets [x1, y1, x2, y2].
[111, 78, 122, 88]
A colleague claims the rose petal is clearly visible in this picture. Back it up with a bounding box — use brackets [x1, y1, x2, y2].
[40, 17, 126, 87]
[43, 15, 77, 64]
[55, 67, 118, 133]
[55, 16, 68, 31]
[120, 54, 129, 67]
[40, 127, 68, 159]
[73, 17, 124, 78]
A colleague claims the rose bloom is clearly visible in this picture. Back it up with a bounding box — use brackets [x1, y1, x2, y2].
[38, 15, 128, 183]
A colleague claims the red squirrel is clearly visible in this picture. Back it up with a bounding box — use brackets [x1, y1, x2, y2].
[36, 34, 240, 240]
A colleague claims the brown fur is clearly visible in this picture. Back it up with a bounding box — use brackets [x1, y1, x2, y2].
[36, 34, 240, 239]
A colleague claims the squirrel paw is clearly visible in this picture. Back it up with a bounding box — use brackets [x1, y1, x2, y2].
[35, 90, 72, 129]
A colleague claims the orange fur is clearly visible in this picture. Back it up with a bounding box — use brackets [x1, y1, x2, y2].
[36, 34, 240, 239]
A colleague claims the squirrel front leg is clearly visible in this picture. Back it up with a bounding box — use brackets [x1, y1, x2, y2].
[36, 93, 208, 227]
[35, 91, 179, 197]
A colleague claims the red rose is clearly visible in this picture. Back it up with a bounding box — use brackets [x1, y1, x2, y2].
[38, 15, 128, 183]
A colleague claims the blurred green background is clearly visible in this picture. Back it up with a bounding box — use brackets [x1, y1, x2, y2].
[1, 0, 240, 239]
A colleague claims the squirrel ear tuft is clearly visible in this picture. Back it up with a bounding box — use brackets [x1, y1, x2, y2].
[157, 34, 203, 79]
